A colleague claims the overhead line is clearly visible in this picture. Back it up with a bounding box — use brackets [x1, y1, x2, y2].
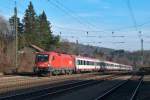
[54, 0, 98, 29]
[53, 19, 150, 33]
[47, 0, 97, 31]
[126, 0, 138, 31]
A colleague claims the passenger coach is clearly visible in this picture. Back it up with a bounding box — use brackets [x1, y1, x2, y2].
[75, 56, 100, 72]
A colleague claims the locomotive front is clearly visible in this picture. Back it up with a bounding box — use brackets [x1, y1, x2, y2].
[34, 52, 52, 74]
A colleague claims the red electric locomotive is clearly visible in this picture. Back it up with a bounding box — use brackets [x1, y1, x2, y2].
[34, 52, 75, 75]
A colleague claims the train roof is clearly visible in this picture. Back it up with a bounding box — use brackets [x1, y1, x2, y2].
[101, 60, 133, 67]
[75, 56, 99, 62]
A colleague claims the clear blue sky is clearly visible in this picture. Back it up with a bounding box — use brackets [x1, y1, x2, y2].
[0, 0, 150, 51]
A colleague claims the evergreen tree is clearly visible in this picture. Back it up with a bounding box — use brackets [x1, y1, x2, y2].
[23, 1, 36, 44]
[9, 16, 23, 35]
[39, 11, 52, 36]
[21, 1, 60, 50]
[38, 11, 60, 50]
[9, 15, 24, 49]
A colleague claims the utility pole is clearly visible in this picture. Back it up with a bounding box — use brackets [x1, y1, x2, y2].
[76, 39, 79, 55]
[141, 38, 144, 66]
[59, 32, 62, 41]
[139, 31, 144, 67]
[14, 1, 18, 72]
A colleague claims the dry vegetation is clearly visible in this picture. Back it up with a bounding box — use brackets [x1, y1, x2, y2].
[0, 16, 15, 72]
[0, 16, 35, 73]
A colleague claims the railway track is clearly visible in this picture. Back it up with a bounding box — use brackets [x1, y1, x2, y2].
[94, 75, 143, 100]
[0, 72, 101, 93]
[0, 75, 119, 100]
[0, 72, 101, 84]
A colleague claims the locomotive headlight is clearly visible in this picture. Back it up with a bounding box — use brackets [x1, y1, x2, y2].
[48, 64, 50, 67]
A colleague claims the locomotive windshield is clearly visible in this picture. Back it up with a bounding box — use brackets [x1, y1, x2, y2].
[36, 54, 49, 62]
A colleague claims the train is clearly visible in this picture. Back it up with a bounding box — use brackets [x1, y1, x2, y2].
[33, 51, 133, 75]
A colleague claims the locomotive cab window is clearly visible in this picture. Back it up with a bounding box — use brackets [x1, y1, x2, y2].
[36, 54, 49, 62]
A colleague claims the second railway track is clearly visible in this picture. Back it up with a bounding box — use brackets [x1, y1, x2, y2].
[94, 75, 143, 100]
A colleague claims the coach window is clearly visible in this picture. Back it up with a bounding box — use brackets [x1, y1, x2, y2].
[94, 62, 96, 66]
[106, 64, 109, 67]
[92, 62, 94, 65]
[91, 61, 93, 65]
[95, 62, 97, 66]
[79, 60, 80, 65]
[91, 62, 93, 65]
[97, 62, 99, 66]
[86, 61, 88, 65]
[89, 61, 91, 65]
[81, 60, 83, 65]
[83, 60, 85, 65]
[77, 60, 80, 65]
[87, 61, 89, 65]
[79, 60, 81, 65]
[96, 62, 99, 66]
[80, 60, 81, 65]
[82, 60, 84, 65]
[84, 61, 86, 65]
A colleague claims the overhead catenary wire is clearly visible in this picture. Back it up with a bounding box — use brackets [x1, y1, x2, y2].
[47, 0, 98, 31]
[53, 19, 150, 33]
[49, 0, 150, 40]
[53, 0, 98, 29]
[126, 0, 138, 31]
[52, 0, 150, 33]
[54, 30, 146, 39]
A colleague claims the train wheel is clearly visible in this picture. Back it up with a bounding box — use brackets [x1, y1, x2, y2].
[76, 70, 81, 74]
[52, 70, 59, 76]
[66, 70, 72, 75]
[61, 70, 65, 75]
[47, 72, 52, 77]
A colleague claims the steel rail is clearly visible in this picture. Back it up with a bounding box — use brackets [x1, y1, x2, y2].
[94, 75, 143, 100]
[0, 73, 100, 93]
[94, 79, 129, 100]
[130, 75, 143, 100]
[27, 75, 118, 100]
[0, 72, 99, 84]
[0, 75, 117, 100]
